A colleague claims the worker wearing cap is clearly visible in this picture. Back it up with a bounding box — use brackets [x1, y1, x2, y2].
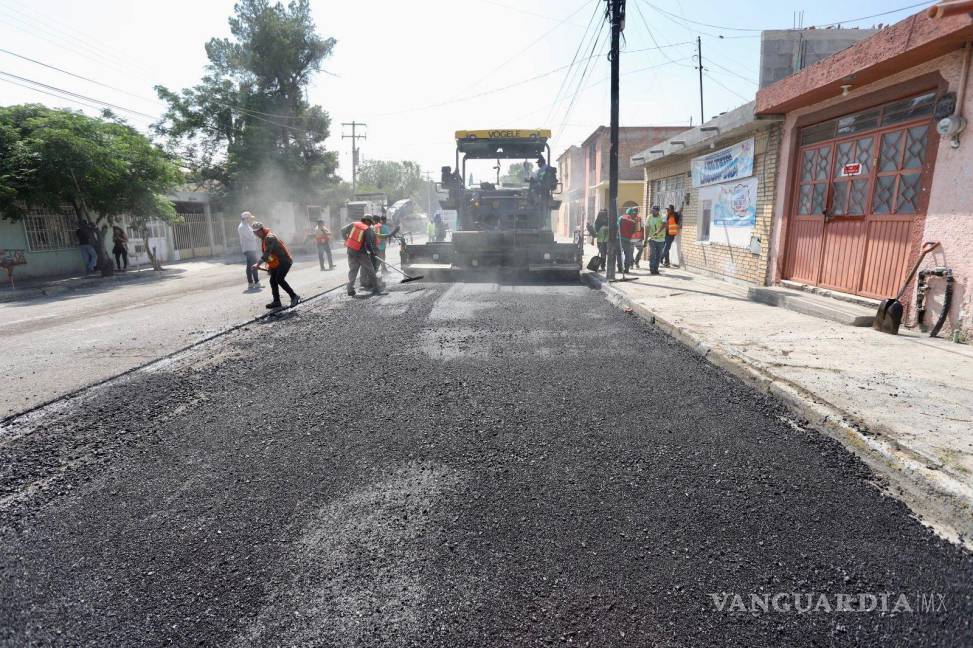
[646, 206, 667, 275]
[311, 219, 334, 271]
[617, 207, 640, 274]
[238, 211, 261, 289]
[341, 215, 382, 297]
[373, 215, 394, 276]
[251, 222, 300, 308]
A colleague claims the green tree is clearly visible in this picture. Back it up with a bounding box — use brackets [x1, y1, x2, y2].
[0, 104, 182, 274]
[356, 160, 424, 205]
[155, 0, 338, 213]
[500, 161, 533, 186]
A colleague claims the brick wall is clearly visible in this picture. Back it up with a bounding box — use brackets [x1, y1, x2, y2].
[644, 125, 782, 285]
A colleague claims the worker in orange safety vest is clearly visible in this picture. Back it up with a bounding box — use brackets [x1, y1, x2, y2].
[251, 222, 300, 308]
[340, 215, 382, 296]
[661, 204, 681, 268]
[311, 219, 334, 271]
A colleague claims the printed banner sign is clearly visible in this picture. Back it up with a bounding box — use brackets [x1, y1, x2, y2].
[691, 137, 754, 188]
[698, 176, 759, 249]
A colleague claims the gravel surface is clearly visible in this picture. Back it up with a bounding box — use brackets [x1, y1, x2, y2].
[1, 280, 971, 647]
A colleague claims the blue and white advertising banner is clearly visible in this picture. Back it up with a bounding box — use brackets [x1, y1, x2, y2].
[691, 137, 754, 188]
[699, 176, 758, 249]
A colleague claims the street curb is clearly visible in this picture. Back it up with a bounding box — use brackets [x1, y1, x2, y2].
[582, 270, 973, 548]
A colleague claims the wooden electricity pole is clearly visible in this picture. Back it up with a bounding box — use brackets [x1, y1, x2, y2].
[696, 36, 705, 125]
[342, 121, 367, 194]
[605, 0, 625, 280]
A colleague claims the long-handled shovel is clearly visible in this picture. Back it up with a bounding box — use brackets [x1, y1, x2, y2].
[873, 241, 939, 335]
[374, 257, 424, 283]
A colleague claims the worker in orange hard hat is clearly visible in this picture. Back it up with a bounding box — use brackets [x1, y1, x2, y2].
[250, 222, 300, 309]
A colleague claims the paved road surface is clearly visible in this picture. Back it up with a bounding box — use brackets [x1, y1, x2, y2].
[1, 280, 971, 646]
[1, 247, 364, 418]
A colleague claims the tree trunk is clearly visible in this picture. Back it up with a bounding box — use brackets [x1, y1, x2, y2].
[68, 174, 113, 277]
[141, 228, 163, 271]
[92, 221, 115, 277]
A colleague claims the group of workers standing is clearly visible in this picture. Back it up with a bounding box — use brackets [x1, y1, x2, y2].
[590, 204, 680, 275]
[237, 210, 398, 309]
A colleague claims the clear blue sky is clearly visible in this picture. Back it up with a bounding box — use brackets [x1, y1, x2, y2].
[0, 0, 935, 180]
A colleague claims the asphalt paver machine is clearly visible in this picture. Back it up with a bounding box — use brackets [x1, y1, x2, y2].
[400, 129, 581, 277]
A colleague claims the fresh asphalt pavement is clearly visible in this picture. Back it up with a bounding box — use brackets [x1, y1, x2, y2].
[1, 279, 971, 647]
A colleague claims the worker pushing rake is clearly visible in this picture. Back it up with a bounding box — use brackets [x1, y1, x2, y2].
[342, 216, 423, 297]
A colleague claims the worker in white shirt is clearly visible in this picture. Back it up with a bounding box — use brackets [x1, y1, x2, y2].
[238, 211, 262, 289]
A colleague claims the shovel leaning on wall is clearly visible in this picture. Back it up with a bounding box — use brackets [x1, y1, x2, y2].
[873, 241, 940, 335]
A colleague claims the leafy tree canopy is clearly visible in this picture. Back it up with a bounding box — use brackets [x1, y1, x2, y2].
[155, 0, 338, 213]
[0, 104, 181, 225]
[356, 160, 424, 205]
[500, 161, 533, 186]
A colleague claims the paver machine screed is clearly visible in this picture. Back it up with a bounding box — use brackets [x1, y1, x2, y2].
[400, 129, 582, 277]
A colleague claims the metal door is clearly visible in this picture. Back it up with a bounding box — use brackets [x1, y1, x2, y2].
[784, 111, 933, 298]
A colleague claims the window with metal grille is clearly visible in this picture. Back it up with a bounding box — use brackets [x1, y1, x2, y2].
[800, 91, 936, 146]
[23, 210, 78, 251]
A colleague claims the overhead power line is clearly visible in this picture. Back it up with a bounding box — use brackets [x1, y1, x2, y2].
[632, 0, 685, 66]
[0, 75, 140, 119]
[545, 1, 606, 125]
[0, 70, 158, 119]
[0, 3, 148, 77]
[471, 0, 592, 26]
[556, 15, 610, 137]
[705, 58, 758, 85]
[502, 55, 694, 128]
[643, 0, 936, 34]
[447, 0, 596, 99]
[703, 70, 751, 103]
[0, 47, 326, 134]
[0, 47, 159, 105]
[371, 47, 615, 118]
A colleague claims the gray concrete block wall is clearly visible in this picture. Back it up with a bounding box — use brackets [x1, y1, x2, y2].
[759, 28, 878, 88]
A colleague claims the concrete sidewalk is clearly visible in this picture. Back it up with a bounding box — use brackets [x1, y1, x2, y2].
[581, 245, 973, 544]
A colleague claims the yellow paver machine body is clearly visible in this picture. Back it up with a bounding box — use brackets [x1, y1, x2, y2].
[400, 129, 582, 277]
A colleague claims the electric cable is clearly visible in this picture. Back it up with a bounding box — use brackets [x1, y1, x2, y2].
[703, 70, 751, 103]
[643, 0, 936, 34]
[556, 17, 609, 138]
[544, 1, 605, 125]
[446, 0, 596, 99]
[705, 59, 758, 85]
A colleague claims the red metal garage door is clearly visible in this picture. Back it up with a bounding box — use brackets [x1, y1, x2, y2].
[783, 91, 937, 299]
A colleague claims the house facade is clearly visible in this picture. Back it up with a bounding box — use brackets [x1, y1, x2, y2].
[554, 145, 585, 238]
[756, 8, 973, 338]
[580, 125, 687, 224]
[1, 192, 219, 281]
[633, 103, 783, 285]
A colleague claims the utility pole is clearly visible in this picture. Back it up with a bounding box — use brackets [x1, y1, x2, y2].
[696, 36, 705, 125]
[605, 0, 625, 281]
[341, 121, 367, 194]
